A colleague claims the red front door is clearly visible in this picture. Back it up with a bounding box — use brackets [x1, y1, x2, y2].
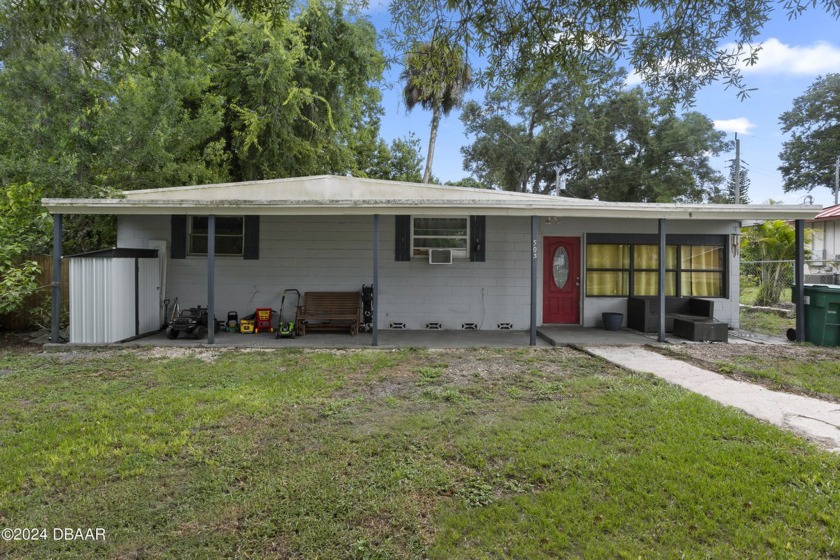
[543, 237, 581, 324]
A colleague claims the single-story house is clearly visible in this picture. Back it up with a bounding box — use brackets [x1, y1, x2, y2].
[806, 204, 840, 279]
[42, 175, 819, 345]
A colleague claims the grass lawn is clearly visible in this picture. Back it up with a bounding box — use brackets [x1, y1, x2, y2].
[740, 284, 793, 308]
[2, 346, 840, 558]
[738, 308, 795, 337]
[664, 343, 840, 402]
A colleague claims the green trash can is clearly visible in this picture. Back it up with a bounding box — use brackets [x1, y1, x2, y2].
[793, 284, 840, 346]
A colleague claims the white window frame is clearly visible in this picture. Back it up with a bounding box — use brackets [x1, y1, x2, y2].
[411, 216, 470, 259]
[188, 216, 245, 256]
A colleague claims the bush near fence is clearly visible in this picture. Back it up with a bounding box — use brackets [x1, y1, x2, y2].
[0, 255, 69, 331]
[740, 260, 796, 309]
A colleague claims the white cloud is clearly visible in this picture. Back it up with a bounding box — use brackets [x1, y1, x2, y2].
[713, 118, 756, 135]
[731, 38, 840, 76]
[624, 70, 643, 87]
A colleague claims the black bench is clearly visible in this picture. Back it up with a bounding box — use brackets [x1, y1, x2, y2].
[626, 297, 727, 341]
[672, 317, 729, 342]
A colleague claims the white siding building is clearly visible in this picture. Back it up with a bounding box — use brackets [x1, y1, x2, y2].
[43, 175, 820, 344]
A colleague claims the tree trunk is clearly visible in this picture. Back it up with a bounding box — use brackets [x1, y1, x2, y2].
[423, 104, 441, 184]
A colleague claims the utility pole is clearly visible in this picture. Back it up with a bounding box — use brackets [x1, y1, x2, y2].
[734, 133, 741, 204]
[835, 156, 839, 206]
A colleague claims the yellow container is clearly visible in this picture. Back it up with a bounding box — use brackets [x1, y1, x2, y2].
[239, 319, 255, 334]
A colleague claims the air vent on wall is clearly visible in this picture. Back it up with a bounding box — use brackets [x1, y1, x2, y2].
[428, 249, 453, 264]
[426, 322, 443, 330]
[497, 322, 513, 330]
[461, 322, 478, 330]
[389, 322, 406, 329]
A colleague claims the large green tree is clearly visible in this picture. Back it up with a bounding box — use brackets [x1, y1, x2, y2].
[0, 2, 394, 317]
[360, 135, 424, 182]
[401, 40, 472, 183]
[779, 74, 840, 199]
[391, 0, 840, 102]
[209, 5, 386, 181]
[461, 70, 727, 202]
[0, 0, 290, 59]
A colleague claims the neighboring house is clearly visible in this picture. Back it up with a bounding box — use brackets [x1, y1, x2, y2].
[807, 204, 840, 278]
[42, 175, 819, 343]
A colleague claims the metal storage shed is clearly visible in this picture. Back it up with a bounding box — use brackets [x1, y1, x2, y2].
[68, 248, 161, 343]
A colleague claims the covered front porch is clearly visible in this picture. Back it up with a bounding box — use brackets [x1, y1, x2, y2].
[74, 325, 742, 349]
[41, 176, 819, 348]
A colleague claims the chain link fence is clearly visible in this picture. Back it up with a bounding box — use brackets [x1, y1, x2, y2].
[740, 260, 840, 336]
[741, 261, 840, 307]
[740, 260, 795, 309]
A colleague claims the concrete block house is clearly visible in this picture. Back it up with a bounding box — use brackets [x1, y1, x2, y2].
[42, 175, 819, 344]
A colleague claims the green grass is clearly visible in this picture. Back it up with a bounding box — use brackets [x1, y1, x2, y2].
[2, 346, 840, 558]
[738, 308, 795, 337]
[666, 345, 840, 402]
[740, 284, 793, 307]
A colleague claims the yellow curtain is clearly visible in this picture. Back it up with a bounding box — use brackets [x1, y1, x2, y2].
[633, 246, 677, 296]
[634, 272, 677, 296]
[681, 246, 723, 296]
[587, 244, 629, 268]
[586, 272, 629, 296]
[586, 245, 629, 296]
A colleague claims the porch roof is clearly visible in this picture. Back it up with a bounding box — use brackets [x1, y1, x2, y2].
[42, 174, 821, 221]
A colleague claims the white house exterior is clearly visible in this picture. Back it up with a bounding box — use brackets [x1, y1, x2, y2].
[42, 175, 820, 344]
[807, 204, 840, 278]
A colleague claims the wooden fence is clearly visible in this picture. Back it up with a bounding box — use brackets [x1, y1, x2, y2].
[0, 255, 70, 331]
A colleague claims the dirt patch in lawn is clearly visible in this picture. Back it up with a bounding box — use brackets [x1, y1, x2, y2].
[662, 343, 840, 368]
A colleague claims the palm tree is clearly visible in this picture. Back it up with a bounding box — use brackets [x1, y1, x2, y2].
[401, 40, 471, 183]
[741, 220, 811, 306]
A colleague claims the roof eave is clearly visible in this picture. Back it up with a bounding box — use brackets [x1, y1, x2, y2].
[41, 198, 821, 221]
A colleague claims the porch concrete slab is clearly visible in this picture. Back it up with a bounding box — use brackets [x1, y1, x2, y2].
[119, 329, 550, 349]
[537, 326, 653, 346]
[585, 345, 840, 452]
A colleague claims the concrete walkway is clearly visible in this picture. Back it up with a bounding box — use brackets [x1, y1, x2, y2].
[585, 345, 840, 452]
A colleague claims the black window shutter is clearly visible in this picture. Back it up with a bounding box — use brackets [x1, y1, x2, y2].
[395, 215, 411, 261]
[171, 215, 187, 259]
[470, 215, 486, 262]
[244, 216, 260, 260]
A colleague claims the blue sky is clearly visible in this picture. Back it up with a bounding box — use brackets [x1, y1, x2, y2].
[366, 6, 840, 207]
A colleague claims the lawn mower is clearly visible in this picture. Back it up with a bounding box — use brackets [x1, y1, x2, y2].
[275, 289, 301, 339]
[165, 305, 220, 340]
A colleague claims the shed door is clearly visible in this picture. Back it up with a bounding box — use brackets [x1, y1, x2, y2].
[543, 237, 580, 324]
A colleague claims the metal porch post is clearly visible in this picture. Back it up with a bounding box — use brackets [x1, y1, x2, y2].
[207, 215, 216, 345]
[794, 219, 805, 342]
[51, 213, 63, 343]
[530, 216, 538, 346]
[658, 218, 667, 343]
[372, 214, 379, 347]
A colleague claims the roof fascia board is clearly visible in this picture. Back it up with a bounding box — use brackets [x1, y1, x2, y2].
[41, 198, 821, 221]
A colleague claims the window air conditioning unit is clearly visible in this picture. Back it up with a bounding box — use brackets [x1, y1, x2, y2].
[429, 248, 453, 264]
